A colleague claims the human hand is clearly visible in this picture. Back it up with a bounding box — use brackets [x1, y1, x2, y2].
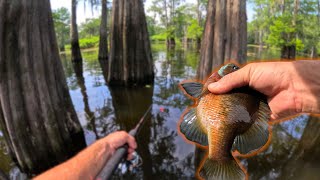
[207, 61, 320, 120]
[103, 131, 137, 160]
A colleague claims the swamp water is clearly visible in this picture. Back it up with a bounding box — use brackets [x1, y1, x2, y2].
[0, 44, 319, 180]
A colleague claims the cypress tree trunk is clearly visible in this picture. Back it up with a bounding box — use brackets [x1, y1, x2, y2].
[167, 37, 176, 49]
[108, 0, 154, 86]
[0, 0, 86, 174]
[196, 0, 202, 50]
[98, 0, 108, 60]
[71, 0, 82, 62]
[59, 45, 65, 52]
[311, 46, 318, 58]
[98, 0, 109, 83]
[197, 0, 247, 80]
[281, 45, 296, 59]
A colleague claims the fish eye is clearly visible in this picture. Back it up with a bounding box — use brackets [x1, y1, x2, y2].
[233, 66, 239, 70]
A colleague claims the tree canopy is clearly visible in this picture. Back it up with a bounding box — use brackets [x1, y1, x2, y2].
[249, 0, 320, 57]
[52, 7, 70, 51]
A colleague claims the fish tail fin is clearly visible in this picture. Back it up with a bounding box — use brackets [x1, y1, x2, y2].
[199, 158, 245, 180]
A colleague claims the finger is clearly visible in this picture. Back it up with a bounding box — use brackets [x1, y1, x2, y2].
[127, 135, 137, 149]
[127, 152, 134, 160]
[208, 64, 252, 94]
[270, 113, 278, 120]
[128, 148, 135, 154]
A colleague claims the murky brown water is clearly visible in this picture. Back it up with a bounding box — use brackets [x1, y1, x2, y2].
[0, 44, 320, 180]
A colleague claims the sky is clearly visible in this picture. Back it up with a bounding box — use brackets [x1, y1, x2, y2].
[50, 0, 254, 24]
[50, 0, 101, 24]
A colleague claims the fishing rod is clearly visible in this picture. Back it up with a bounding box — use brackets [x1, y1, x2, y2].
[96, 105, 152, 180]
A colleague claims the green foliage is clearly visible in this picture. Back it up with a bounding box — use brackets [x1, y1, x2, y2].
[146, 15, 158, 36]
[65, 36, 99, 50]
[52, 7, 70, 50]
[147, 0, 206, 44]
[266, 13, 306, 51]
[151, 33, 167, 41]
[247, 22, 256, 44]
[79, 18, 101, 38]
[187, 19, 203, 39]
[79, 36, 100, 49]
[266, 16, 295, 47]
[185, 50, 199, 69]
[65, 44, 71, 50]
[250, 0, 320, 56]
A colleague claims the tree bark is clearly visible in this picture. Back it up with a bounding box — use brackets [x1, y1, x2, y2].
[311, 46, 318, 58]
[197, 0, 247, 80]
[196, 0, 202, 50]
[98, 0, 109, 83]
[0, 0, 86, 174]
[281, 45, 296, 59]
[71, 0, 82, 62]
[59, 45, 65, 52]
[167, 37, 176, 48]
[98, 0, 108, 60]
[108, 0, 154, 86]
[259, 30, 263, 50]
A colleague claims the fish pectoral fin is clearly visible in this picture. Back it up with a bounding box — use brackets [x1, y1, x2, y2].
[200, 158, 245, 180]
[179, 108, 208, 146]
[233, 101, 271, 154]
[180, 82, 203, 98]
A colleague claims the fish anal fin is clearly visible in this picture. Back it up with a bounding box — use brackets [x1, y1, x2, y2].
[233, 101, 271, 154]
[180, 82, 203, 98]
[199, 158, 245, 180]
[179, 108, 208, 146]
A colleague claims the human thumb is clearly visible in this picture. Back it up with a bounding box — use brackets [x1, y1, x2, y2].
[208, 66, 250, 94]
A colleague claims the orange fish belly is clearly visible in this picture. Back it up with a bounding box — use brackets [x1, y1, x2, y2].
[196, 93, 259, 160]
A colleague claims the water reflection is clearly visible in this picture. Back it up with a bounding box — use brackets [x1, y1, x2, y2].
[108, 85, 154, 179]
[279, 116, 320, 179]
[243, 115, 320, 180]
[1, 45, 320, 179]
[73, 62, 99, 140]
[247, 46, 281, 61]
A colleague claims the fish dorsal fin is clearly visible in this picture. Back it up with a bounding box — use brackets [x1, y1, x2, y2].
[200, 157, 245, 180]
[180, 82, 203, 98]
[179, 108, 208, 146]
[232, 101, 271, 154]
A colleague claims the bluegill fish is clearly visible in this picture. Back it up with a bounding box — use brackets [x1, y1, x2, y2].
[179, 63, 271, 180]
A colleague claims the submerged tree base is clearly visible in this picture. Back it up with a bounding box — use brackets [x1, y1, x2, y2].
[108, 0, 154, 86]
[0, 0, 86, 175]
[281, 45, 296, 59]
[107, 76, 154, 87]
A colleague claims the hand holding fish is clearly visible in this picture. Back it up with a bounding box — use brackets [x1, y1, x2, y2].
[208, 61, 320, 120]
[180, 63, 271, 180]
